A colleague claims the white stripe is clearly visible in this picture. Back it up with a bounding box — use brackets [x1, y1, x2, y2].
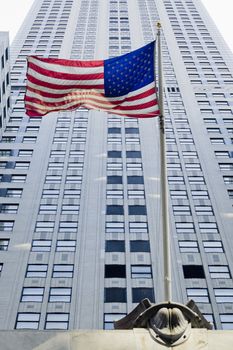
[28, 56, 104, 75]
[27, 81, 104, 95]
[27, 68, 104, 87]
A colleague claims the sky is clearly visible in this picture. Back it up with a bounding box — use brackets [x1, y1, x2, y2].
[0, 0, 233, 53]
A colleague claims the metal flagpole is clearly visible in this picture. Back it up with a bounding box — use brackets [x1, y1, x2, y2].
[156, 22, 172, 301]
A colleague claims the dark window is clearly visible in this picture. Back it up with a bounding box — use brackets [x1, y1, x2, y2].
[183, 265, 205, 279]
[127, 176, 144, 184]
[126, 151, 141, 158]
[107, 176, 123, 184]
[130, 240, 150, 252]
[105, 240, 125, 252]
[132, 288, 155, 303]
[105, 288, 127, 302]
[108, 127, 121, 133]
[106, 205, 124, 215]
[125, 128, 139, 134]
[108, 151, 122, 158]
[128, 205, 147, 215]
[105, 265, 126, 278]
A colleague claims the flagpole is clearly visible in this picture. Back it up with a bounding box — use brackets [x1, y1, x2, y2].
[156, 22, 172, 301]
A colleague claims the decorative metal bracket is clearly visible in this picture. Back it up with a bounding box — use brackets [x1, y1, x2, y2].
[114, 299, 212, 346]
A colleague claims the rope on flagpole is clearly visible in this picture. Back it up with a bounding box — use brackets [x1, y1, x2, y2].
[156, 21, 172, 302]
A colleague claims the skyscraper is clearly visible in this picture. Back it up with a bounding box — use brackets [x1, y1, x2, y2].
[0, 0, 233, 332]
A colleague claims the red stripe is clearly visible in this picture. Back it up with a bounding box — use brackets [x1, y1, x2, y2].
[29, 56, 104, 68]
[27, 74, 104, 90]
[29, 61, 104, 81]
[25, 102, 160, 118]
[125, 87, 156, 102]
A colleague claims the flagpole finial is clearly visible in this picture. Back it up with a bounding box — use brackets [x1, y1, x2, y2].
[156, 21, 162, 29]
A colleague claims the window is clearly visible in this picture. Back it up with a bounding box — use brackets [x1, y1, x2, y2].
[0, 263, 3, 275]
[39, 204, 57, 214]
[168, 176, 185, 184]
[0, 204, 18, 213]
[183, 265, 205, 279]
[219, 163, 233, 171]
[0, 221, 14, 231]
[176, 222, 195, 234]
[215, 289, 233, 303]
[127, 176, 144, 184]
[186, 288, 209, 303]
[132, 288, 155, 303]
[129, 221, 148, 233]
[195, 205, 213, 215]
[203, 241, 223, 252]
[126, 151, 141, 158]
[106, 190, 123, 199]
[21, 287, 44, 302]
[130, 240, 150, 252]
[105, 265, 126, 278]
[31, 240, 52, 252]
[35, 221, 54, 232]
[15, 313, 40, 329]
[131, 265, 152, 278]
[49, 288, 72, 302]
[18, 149, 33, 157]
[105, 240, 125, 252]
[106, 205, 124, 215]
[220, 314, 233, 330]
[59, 222, 78, 232]
[26, 265, 48, 278]
[188, 176, 205, 184]
[45, 313, 69, 330]
[11, 175, 27, 183]
[209, 266, 230, 279]
[105, 288, 127, 303]
[56, 240, 76, 252]
[173, 205, 191, 215]
[191, 190, 209, 199]
[52, 264, 74, 278]
[128, 205, 147, 216]
[104, 313, 126, 330]
[5, 188, 23, 197]
[0, 239, 9, 251]
[107, 176, 122, 184]
[128, 190, 145, 199]
[15, 162, 30, 169]
[224, 176, 233, 184]
[108, 151, 121, 158]
[199, 222, 218, 233]
[106, 221, 124, 233]
[179, 241, 199, 253]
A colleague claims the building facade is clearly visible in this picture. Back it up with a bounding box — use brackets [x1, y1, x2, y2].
[0, 0, 233, 331]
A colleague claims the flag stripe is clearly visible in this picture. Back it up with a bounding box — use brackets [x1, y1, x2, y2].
[29, 55, 103, 68]
[29, 61, 104, 81]
[26, 86, 156, 106]
[27, 74, 105, 91]
[29, 56, 104, 74]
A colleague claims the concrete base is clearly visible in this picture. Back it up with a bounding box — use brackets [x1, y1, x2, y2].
[0, 329, 233, 350]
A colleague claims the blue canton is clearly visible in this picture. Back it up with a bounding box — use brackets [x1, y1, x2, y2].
[104, 41, 155, 97]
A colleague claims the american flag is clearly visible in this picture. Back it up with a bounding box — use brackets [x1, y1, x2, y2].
[25, 41, 159, 118]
